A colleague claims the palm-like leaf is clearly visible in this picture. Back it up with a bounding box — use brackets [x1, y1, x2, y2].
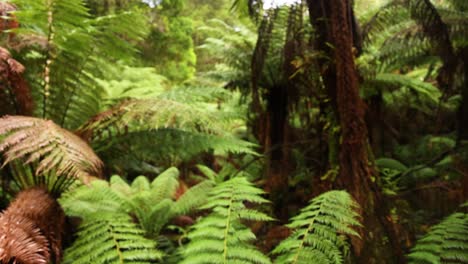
[0, 116, 103, 184]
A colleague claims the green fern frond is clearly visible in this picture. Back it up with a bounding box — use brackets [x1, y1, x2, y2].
[94, 129, 256, 170]
[63, 213, 163, 264]
[171, 180, 215, 216]
[181, 176, 272, 264]
[78, 99, 227, 139]
[272, 190, 361, 264]
[61, 168, 211, 237]
[362, 73, 442, 114]
[10, 0, 148, 129]
[0, 116, 103, 187]
[408, 211, 468, 264]
[60, 180, 127, 217]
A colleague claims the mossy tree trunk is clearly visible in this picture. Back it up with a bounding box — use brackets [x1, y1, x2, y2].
[306, 0, 405, 262]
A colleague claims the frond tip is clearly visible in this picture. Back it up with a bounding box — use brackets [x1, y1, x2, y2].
[181, 177, 273, 264]
[408, 211, 468, 263]
[272, 190, 362, 264]
[0, 115, 103, 181]
[63, 213, 163, 264]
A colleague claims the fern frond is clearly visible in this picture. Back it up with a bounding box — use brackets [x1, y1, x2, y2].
[181, 176, 272, 264]
[171, 180, 215, 216]
[272, 190, 361, 264]
[0, 188, 64, 264]
[63, 213, 163, 264]
[0, 47, 33, 116]
[78, 98, 227, 137]
[10, 1, 148, 129]
[94, 129, 256, 170]
[61, 168, 210, 237]
[362, 73, 442, 114]
[60, 180, 127, 217]
[408, 0, 456, 65]
[408, 211, 468, 264]
[0, 116, 103, 186]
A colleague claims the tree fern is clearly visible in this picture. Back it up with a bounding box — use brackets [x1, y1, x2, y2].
[0, 115, 103, 190]
[272, 190, 361, 264]
[10, 0, 149, 130]
[61, 167, 213, 237]
[408, 210, 468, 263]
[181, 176, 272, 264]
[63, 213, 163, 264]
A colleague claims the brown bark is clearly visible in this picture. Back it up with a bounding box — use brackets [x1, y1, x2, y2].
[306, 0, 405, 262]
[0, 188, 65, 264]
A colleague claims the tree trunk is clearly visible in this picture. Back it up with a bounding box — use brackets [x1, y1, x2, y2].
[0, 187, 65, 264]
[306, 0, 405, 262]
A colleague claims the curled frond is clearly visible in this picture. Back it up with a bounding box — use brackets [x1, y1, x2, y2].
[272, 190, 361, 264]
[0, 115, 103, 182]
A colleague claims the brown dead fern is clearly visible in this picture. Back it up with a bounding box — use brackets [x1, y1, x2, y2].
[0, 47, 33, 115]
[0, 187, 65, 264]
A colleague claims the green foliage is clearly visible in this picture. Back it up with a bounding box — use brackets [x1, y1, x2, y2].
[141, 1, 196, 82]
[63, 213, 163, 263]
[376, 135, 458, 194]
[74, 96, 256, 172]
[197, 19, 256, 86]
[61, 167, 213, 237]
[0, 116, 103, 194]
[10, 0, 149, 130]
[61, 167, 216, 263]
[272, 191, 361, 264]
[408, 210, 468, 263]
[362, 73, 442, 114]
[181, 176, 273, 264]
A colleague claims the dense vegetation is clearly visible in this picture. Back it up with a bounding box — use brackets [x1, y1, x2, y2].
[0, 0, 467, 263]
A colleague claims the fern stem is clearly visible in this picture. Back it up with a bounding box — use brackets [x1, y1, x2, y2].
[42, 0, 55, 119]
[291, 199, 324, 264]
[223, 184, 235, 264]
[60, 49, 94, 128]
[109, 224, 125, 264]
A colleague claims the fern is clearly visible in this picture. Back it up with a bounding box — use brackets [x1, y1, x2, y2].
[0, 47, 33, 116]
[0, 116, 103, 191]
[181, 176, 272, 264]
[272, 190, 361, 264]
[76, 98, 256, 170]
[63, 213, 163, 264]
[408, 210, 468, 263]
[61, 167, 213, 236]
[10, 0, 148, 129]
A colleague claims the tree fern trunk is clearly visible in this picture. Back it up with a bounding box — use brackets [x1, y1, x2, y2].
[0, 187, 65, 264]
[306, 0, 405, 262]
